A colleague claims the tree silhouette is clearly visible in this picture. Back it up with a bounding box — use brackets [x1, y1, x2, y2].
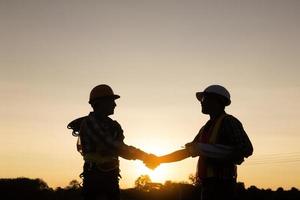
[1, 177, 300, 200]
[0, 177, 52, 199]
[134, 174, 152, 191]
[65, 179, 81, 190]
[188, 174, 198, 186]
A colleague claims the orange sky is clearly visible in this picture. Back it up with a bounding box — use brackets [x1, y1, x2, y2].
[1, 0, 300, 190]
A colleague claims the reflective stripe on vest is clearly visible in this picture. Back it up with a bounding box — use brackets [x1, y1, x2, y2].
[206, 114, 227, 177]
[208, 114, 227, 144]
[198, 113, 235, 179]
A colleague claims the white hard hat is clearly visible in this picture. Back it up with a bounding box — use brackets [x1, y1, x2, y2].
[196, 85, 231, 106]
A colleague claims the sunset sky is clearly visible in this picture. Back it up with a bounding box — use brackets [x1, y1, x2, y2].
[1, 0, 300, 190]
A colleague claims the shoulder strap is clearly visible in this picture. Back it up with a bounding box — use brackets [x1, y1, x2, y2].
[208, 113, 227, 144]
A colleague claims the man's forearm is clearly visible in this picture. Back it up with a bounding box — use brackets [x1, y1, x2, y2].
[159, 149, 191, 163]
[118, 144, 149, 160]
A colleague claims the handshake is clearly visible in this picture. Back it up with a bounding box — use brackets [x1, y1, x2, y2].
[131, 142, 195, 170]
[140, 142, 194, 170]
[142, 154, 161, 170]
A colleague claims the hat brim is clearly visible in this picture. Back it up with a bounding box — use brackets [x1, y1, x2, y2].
[112, 95, 120, 99]
[196, 92, 204, 101]
[89, 95, 120, 104]
[195, 92, 231, 106]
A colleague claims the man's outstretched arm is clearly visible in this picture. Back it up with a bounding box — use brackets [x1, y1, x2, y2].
[118, 143, 159, 169]
[158, 149, 191, 163]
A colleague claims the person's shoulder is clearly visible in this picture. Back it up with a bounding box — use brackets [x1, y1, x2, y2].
[223, 114, 243, 126]
[107, 117, 120, 124]
[107, 117, 123, 129]
[108, 117, 124, 139]
[67, 116, 88, 131]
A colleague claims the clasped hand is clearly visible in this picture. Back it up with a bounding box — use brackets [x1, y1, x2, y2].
[142, 154, 161, 170]
[142, 142, 196, 169]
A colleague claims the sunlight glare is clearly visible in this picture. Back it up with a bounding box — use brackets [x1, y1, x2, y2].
[135, 161, 170, 183]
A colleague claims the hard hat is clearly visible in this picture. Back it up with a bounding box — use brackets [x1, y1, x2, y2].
[196, 85, 231, 106]
[89, 84, 120, 104]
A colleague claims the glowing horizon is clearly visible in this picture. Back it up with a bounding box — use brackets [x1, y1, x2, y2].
[1, 0, 300, 190]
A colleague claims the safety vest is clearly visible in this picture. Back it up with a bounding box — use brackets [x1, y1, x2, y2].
[196, 113, 237, 180]
[79, 114, 124, 172]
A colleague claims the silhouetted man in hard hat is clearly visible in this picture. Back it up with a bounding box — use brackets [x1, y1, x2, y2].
[145, 85, 253, 200]
[68, 84, 156, 200]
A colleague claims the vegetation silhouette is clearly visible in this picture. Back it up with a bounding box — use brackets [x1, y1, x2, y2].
[1, 176, 300, 200]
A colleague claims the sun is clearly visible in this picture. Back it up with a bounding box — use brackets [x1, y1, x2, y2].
[134, 160, 172, 183]
[131, 141, 178, 183]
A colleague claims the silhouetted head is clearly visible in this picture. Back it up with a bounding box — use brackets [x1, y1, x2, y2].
[196, 85, 231, 116]
[89, 84, 120, 116]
